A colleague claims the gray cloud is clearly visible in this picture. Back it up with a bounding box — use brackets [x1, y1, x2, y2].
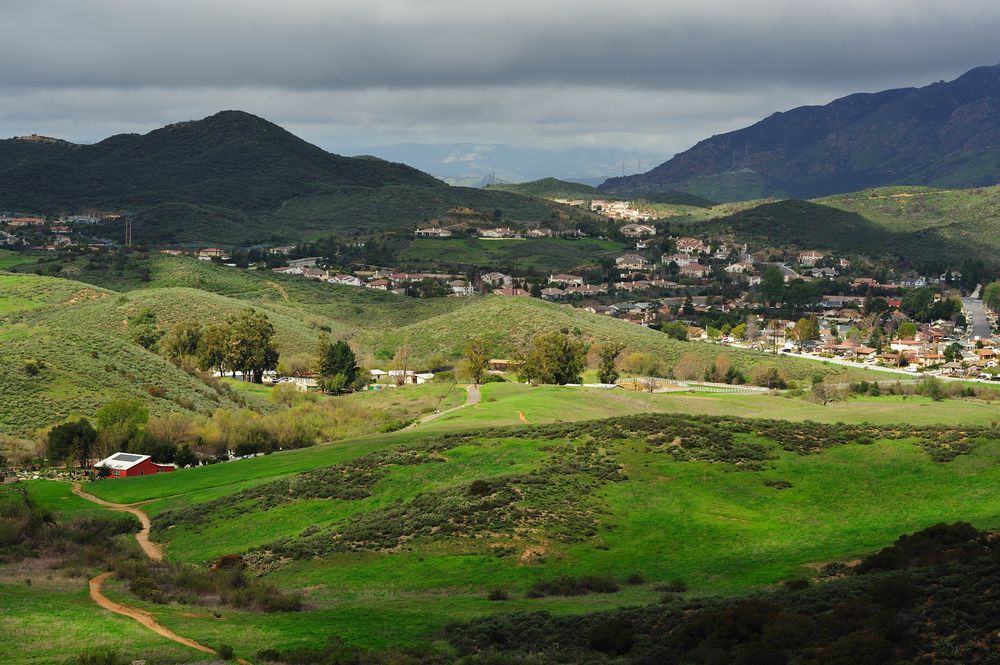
[1, 1, 998, 164]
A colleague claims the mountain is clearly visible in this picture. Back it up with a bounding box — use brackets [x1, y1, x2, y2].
[602, 64, 1000, 201]
[0, 112, 594, 245]
[0, 111, 440, 210]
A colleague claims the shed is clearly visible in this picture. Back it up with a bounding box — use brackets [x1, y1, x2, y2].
[94, 453, 175, 479]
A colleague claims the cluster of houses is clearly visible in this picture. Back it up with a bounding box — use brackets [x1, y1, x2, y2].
[710, 314, 997, 378]
[0, 213, 119, 251]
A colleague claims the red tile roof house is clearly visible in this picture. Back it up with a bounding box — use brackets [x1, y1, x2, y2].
[94, 453, 175, 479]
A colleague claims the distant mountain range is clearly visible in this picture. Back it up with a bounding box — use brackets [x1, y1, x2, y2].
[602, 63, 1000, 201]
[0, 112, 594, 244]
[361, 143, 654, 187]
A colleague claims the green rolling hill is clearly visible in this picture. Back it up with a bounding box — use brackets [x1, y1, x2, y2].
[0, 253, 876, 436]
[0, 112, 597, 245]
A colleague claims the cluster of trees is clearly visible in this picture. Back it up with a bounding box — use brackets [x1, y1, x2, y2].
[900, 287, 962, 323]
[159, 307, 279, 383]
[45, 400, 202, 469]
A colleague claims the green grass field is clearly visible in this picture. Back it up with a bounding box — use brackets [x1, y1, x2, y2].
[0, 250, 34, 271]
[45, 402, 1000, 659]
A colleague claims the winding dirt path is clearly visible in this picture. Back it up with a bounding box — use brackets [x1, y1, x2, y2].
[72, 483, 250, 663]
[517, 410, 530, 423]
[267, 280, 290, 302]
[89, 573, 217, 656]
[72, 483, 162, 561]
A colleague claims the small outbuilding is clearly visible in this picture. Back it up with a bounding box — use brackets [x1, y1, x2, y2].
[94, 453, 175, 479]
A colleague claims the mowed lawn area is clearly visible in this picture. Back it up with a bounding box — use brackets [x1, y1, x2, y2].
[52, 385, 1000, 657]
[399, 236, 625, 272]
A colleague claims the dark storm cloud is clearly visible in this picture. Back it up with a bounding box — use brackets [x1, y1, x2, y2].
[1, 1, 998, 157]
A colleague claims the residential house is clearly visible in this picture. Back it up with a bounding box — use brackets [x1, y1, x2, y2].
[415, 227, 453, 238]
[680, 263, 711, 279]
[676, 237, 708, 254]
[493, 287, 530, 297]
[616, 253, 650, 270]
[196, 247, 229, 260]
[329, 274, 363, 287]
[366, 278, 391, 291]
[301, 268, 326, 280]
[565, 284, 608, 296]
[549, 273, 584, 286]
[662, 253, 698, 267]
[478, 227, 519, 239]
[481, 272, 513, 288]
[540, 287, 566, 299]
[448, 279, 475, 296]
[527, 228, 553, 238]
[798, 250, 825, 267]
[724, 262, 754, 274]
[620, 223, 656, 238]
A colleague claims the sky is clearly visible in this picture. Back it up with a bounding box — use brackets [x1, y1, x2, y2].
[2, 0, 999, 177]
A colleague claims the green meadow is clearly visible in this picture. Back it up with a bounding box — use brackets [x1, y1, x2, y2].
[5, 384, 984, 662]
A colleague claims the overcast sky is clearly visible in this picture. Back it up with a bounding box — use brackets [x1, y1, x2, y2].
[2, 0, 999, 163]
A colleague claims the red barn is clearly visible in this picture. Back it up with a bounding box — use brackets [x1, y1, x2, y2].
[94, 452, 175, 479]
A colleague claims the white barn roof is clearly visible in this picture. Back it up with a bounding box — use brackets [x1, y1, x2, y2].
[94, 452, 151, 471]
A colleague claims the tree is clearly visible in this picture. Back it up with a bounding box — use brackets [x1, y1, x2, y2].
[984, 281, 1000, 313]
[95, 400, 149, 452]
[661, 321, 688, 341]
[47, 418, 97, 467]
[128, 307, 163, 350]
[597, 343, 624, 384]
[897, 321, 918, 340]
[901, 287, 934, 322]
[731, 322, 747, 340]
[518, 333, 587, 385]
[197, 324, 231, 374]
[317, 337, 359, 393]
[226, 308, 279, 383]
[944, 342, 964, 363]
[162, 321, 202, 364]
[461, 337, 491, 385]
[792, 316, 819, 350]
[759, 266, 785, 306]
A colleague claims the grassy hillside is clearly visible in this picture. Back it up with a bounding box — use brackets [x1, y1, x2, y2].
[399, 236, 624, 272]
[485, 177, 602, 198]
[33, 408, 995, 660]
[817, 184, 1000, 263]
[266, 183, 599, 241]
[360, 294, 865, 380]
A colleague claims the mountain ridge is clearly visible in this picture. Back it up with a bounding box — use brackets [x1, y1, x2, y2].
[602, 64, 1000, 201]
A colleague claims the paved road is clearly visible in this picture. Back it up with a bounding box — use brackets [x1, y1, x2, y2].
[963, 295, 994, 341]
[407, 384, 480, 428]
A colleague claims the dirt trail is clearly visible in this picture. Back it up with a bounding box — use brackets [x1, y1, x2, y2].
[72, 483, 163, 561]
[267, 280, 290, 302]
[89, 573, 217, 655]
[73, 483, 251, 663]
[517, 410, 530, 423]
